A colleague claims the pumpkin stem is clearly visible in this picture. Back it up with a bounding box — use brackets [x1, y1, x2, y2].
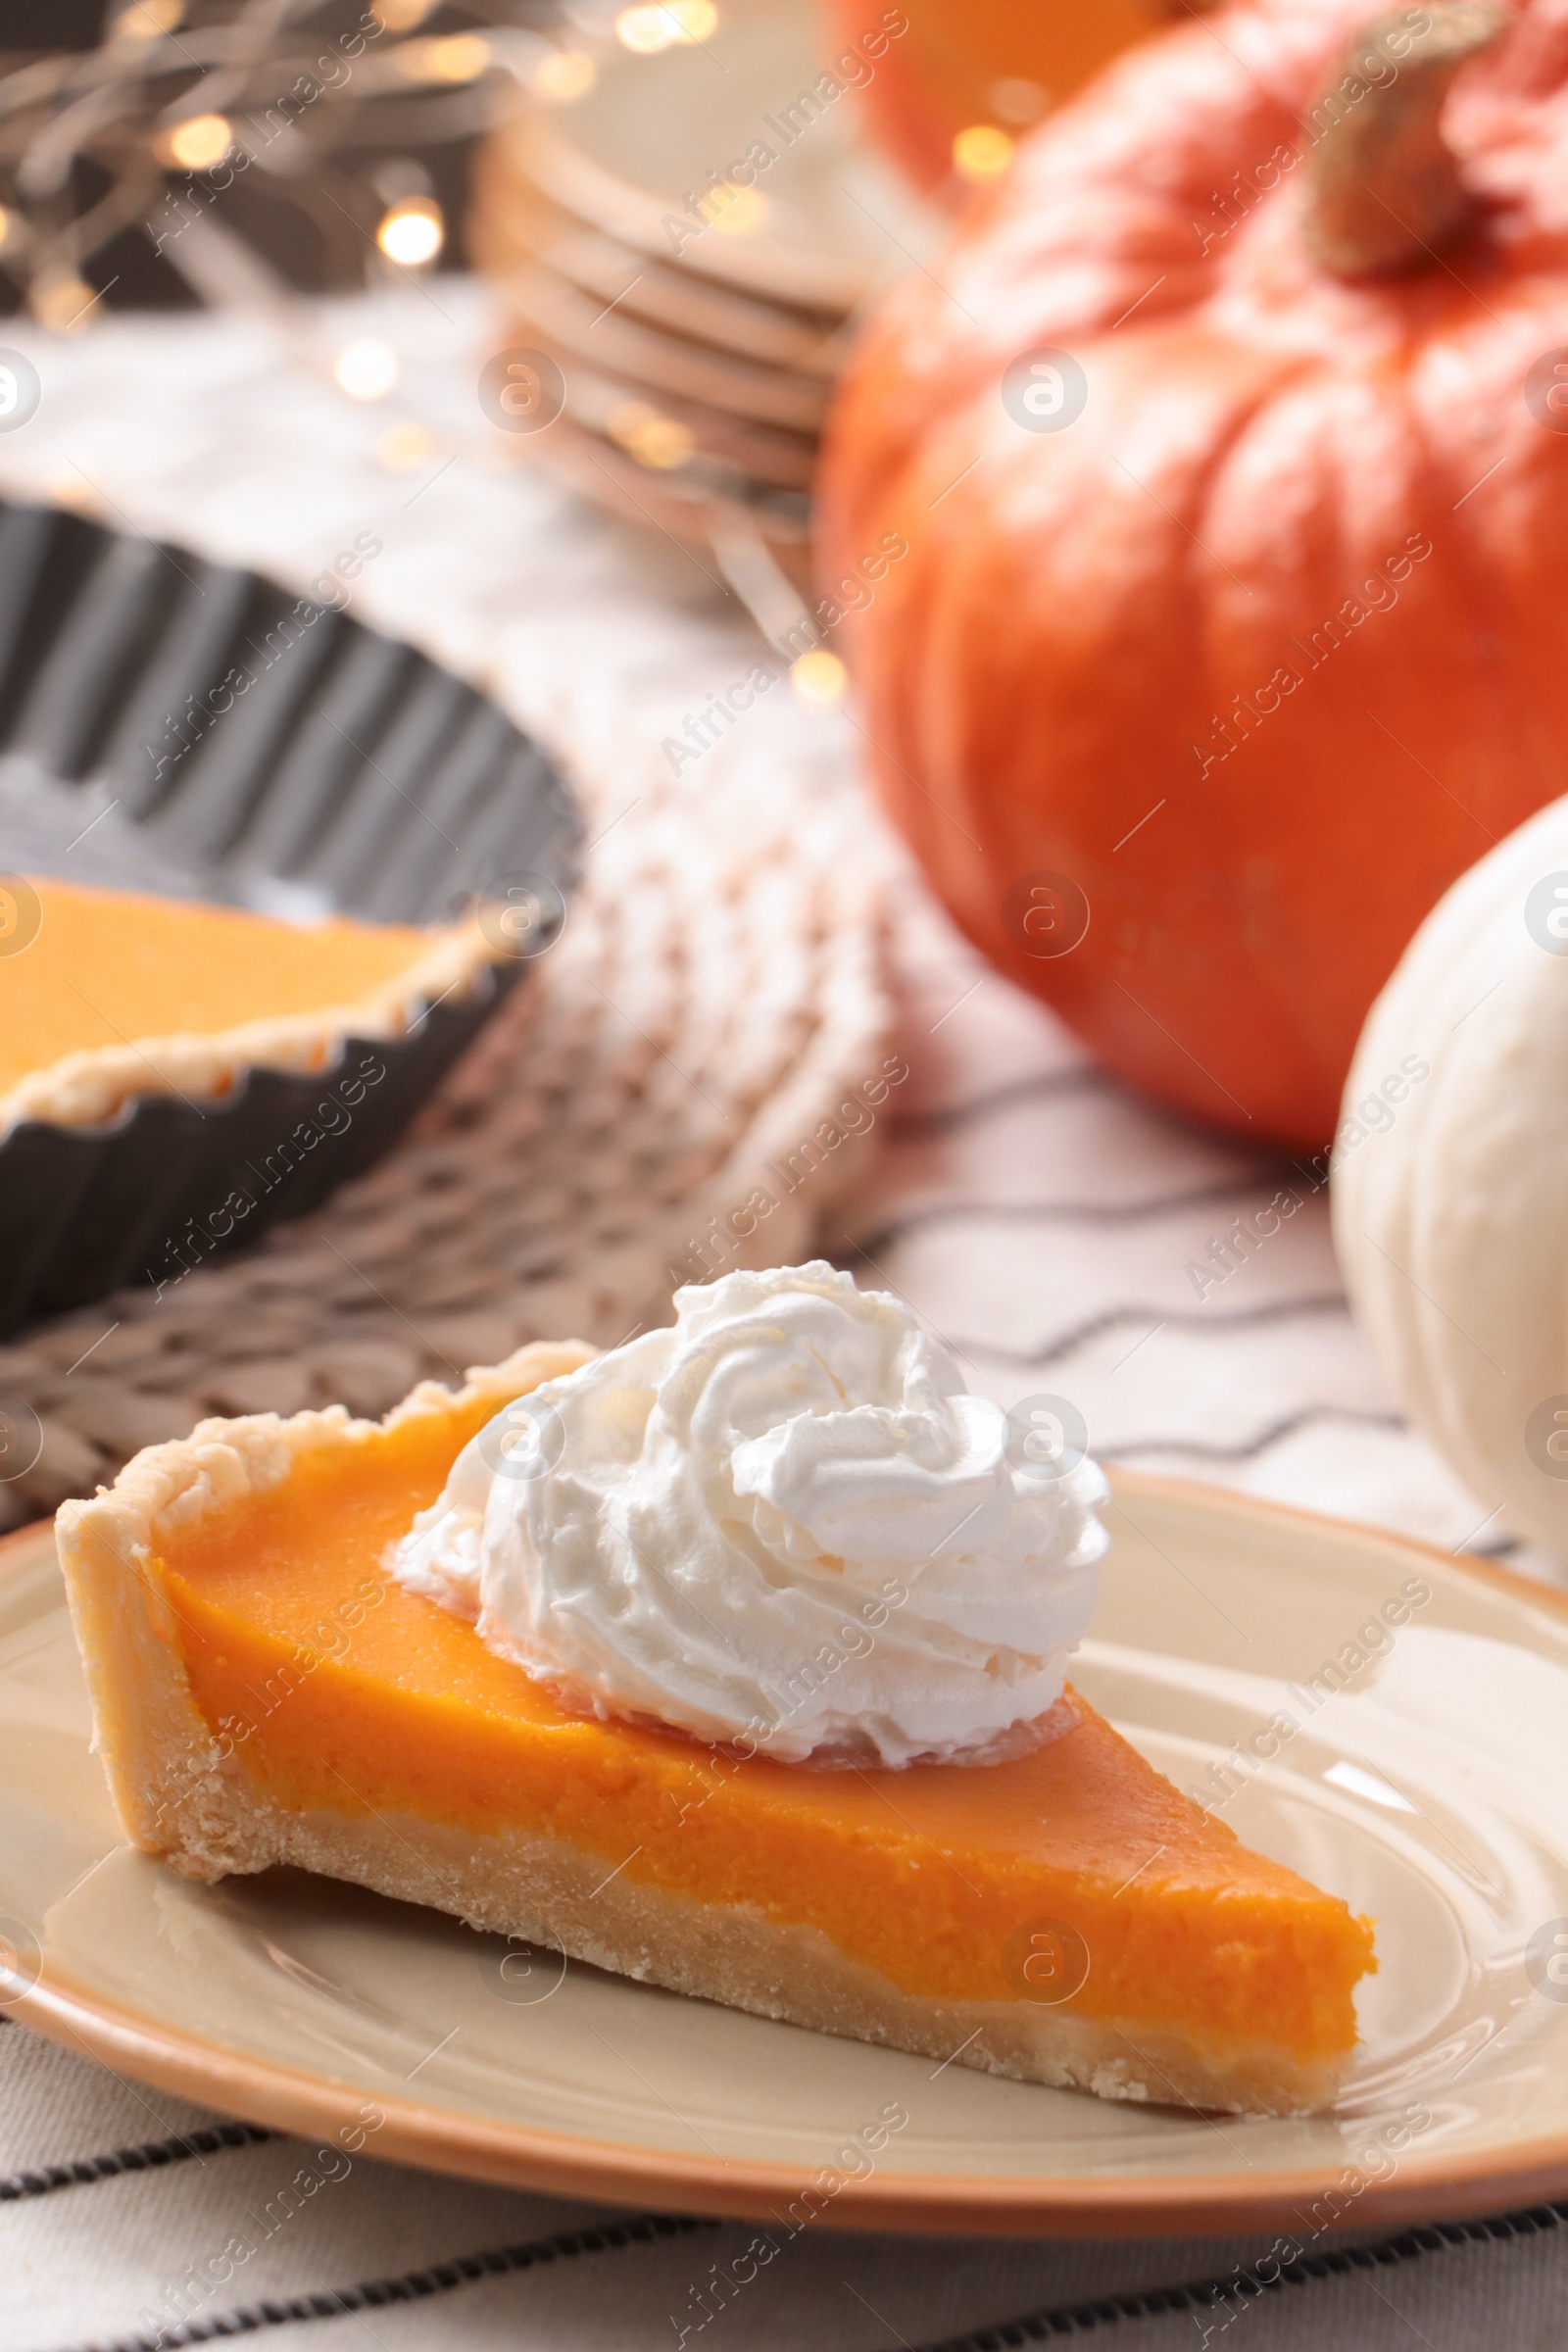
[1301, 3, 1509, 280]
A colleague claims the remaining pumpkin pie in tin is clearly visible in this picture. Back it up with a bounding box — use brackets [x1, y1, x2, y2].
[0, 875, 500, 1135]
[57, 1269, 1377, 2119]
[0, 872, 515, 1330]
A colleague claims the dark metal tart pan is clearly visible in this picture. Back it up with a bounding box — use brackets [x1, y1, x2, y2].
[0, 498, 580, 1335]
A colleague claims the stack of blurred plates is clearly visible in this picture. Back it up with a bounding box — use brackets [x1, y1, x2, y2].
[469, 0, 939, 607]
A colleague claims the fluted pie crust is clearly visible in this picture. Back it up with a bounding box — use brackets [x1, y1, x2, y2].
[56, 1349, 1377, 2118]
[0, 878, 502, 1135]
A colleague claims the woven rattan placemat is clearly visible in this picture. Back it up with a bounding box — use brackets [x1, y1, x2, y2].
[0, 734, 891, 1526]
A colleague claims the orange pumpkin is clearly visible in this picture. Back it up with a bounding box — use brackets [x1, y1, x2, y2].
[819, 0, 1568, 1148]
[829, 0, 1200, 193]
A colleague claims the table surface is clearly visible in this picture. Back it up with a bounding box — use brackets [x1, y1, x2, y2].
[0, 285, 1560, 2352]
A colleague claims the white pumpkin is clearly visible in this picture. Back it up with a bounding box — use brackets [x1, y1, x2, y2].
[1333, 796, 1568, 1559]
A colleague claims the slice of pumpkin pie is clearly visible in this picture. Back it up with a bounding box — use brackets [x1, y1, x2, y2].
[57, 1264, 1375, 2115]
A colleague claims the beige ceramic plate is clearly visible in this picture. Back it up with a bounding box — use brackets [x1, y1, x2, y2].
[498, 261, 831, 436]
[7, 1474, 1568, 2236]
[507, 0, 935, 314]
[500, 306, 815, 489]
[470, 168, 850, 379]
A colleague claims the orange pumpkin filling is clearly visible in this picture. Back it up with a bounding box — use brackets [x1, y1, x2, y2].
[0, 877, 442, 1097]
[148, 1389, 1374, 2063]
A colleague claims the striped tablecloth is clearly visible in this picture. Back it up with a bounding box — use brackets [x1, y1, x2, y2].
[1, 285, 1562, 2352]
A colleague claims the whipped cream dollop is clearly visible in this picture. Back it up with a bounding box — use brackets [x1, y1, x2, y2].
[390, 1262, 1108, 1766]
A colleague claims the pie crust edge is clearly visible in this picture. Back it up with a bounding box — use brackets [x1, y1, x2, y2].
[1, 920, 503, 1135]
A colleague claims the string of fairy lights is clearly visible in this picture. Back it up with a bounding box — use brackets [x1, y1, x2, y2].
[0, 0, 720, 326]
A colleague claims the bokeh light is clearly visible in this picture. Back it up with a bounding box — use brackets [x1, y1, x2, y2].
[30, 273, 97, 332]
[609, 402, 694, 469]
[395, 32, 490, 83]
[616, 3, 718, 55]
[376, 196, 443, 267]
[111, 0, 183, 40]
[158, 113, 230, 171]
[533, 50, 596, 102]
[707, 184, 767, 237]
[370, 0, 438, 28]
[376, 421, 439, 470]
[334, 340, 399, 400]
[791, 651, 848, 706]
[953, 124, 1014, 179]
